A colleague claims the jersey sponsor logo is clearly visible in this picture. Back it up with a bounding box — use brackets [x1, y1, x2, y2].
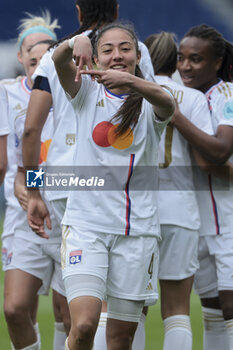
[224, 100, 233, 120]
[39, 139, 52, 164]
[69, 250, 82, 265]
[96, 99, 104, 107]
[26, 169, 45, 188]
[66, 134, 76, 146]
[92, 121, 134, 150]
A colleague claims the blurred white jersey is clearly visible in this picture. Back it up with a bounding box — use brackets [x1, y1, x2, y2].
[196, 80, 233, 235]
[156, 76, 213, 229]
[62, 78, 169, 237]
[2, 77, 29, 212]
[0, 85, 10, 136]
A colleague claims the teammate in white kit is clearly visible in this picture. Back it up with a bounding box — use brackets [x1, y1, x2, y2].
[175, 24, 233, 350]
[1, 12, 70, 350]
[0, 85, 10, 184]
[51, 22, 174, 350]
[23, 1, 154, 349]
[144, 32, 214, 350]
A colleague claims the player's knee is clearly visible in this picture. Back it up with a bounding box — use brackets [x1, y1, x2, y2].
[107, 330, 134, 350]
[71, 320, 96, 344]
[4, 299, 26, 324]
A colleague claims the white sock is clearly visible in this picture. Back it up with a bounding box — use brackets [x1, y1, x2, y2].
[132, 312, 146, 350]
[18, 341, 40, 350]
[225, 319, 233, 350]
[10, 325, 40, 350]
[202, 307, 229, 350]
[65, 338, 70, 350]
[163, 315, 192, 350]
[34, 323, 41, 350]
[53, 322, 67, 350]
[93, 312, 107, 350]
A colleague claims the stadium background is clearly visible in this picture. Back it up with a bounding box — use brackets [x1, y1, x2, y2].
[1, 0, 233, 348]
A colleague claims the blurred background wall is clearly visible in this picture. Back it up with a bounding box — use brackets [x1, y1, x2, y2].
[1, 0, 233, 79]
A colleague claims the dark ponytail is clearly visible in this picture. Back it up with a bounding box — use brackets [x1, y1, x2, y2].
[50, 0, 118, 48]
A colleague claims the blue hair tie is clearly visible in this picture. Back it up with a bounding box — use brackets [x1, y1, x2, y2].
[19, 26, 57, 49]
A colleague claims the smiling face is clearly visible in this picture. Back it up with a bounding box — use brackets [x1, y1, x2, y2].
[94, 27, 141, 75]
[177, 36, 223, 93]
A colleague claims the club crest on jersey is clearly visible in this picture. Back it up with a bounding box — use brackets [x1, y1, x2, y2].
[224, 100, 233, 120]
[69, 250, 82, 265]
[66, 134, 76, 146]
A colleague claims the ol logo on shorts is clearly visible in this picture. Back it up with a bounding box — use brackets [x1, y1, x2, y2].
[69, 250, 82, 265]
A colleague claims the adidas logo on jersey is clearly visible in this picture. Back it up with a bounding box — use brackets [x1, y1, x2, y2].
[96, 99, 104, 107]
[14, 103, 22, 110]
[146, 282, 153, 291]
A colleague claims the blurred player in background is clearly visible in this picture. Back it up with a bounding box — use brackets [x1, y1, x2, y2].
[145, 31, 213, 350]
[2, 12, 70, 350]
[174, 24, 233, 350]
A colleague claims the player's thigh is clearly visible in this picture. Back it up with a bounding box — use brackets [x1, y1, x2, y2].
[4, 269, 42, 311]
[194, 236, 218, 298]
[159, 225, 199, 280]
[107, 235, 159, 305]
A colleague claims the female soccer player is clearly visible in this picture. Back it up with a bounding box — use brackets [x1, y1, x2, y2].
[2, 12, 70, 350]
[23, 1, 154, 348]
[52, 22, 174, 350]
[144, 31, 213, 350]
[175, 24, 233, 350]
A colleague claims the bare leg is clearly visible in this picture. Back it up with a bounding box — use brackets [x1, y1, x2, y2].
[4, 269, 42, 349]
[67, 296, 102, 350]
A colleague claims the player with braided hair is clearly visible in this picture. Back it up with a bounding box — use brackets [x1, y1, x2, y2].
[171, 24, 233, 350]
[1, 11, 71, 350]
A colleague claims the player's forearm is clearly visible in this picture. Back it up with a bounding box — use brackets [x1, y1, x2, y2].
[129, 75, 175, 120]
[172, 111, 227, 164]
[22, 129, 41, 169]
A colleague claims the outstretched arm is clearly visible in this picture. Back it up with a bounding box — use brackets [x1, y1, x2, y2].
[172, 108, 233, 164]
[81, 69, 175, 121]
[52, 35, 93, 98]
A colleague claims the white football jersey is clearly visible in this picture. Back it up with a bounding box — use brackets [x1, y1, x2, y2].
[2, 77, 29, 210]
[155, 76, 214, 229]
[32, 33, 154, 202]
[62, 78, 170, 237]
[196, 80, 233, 235]
[0, 85, 10, 136]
